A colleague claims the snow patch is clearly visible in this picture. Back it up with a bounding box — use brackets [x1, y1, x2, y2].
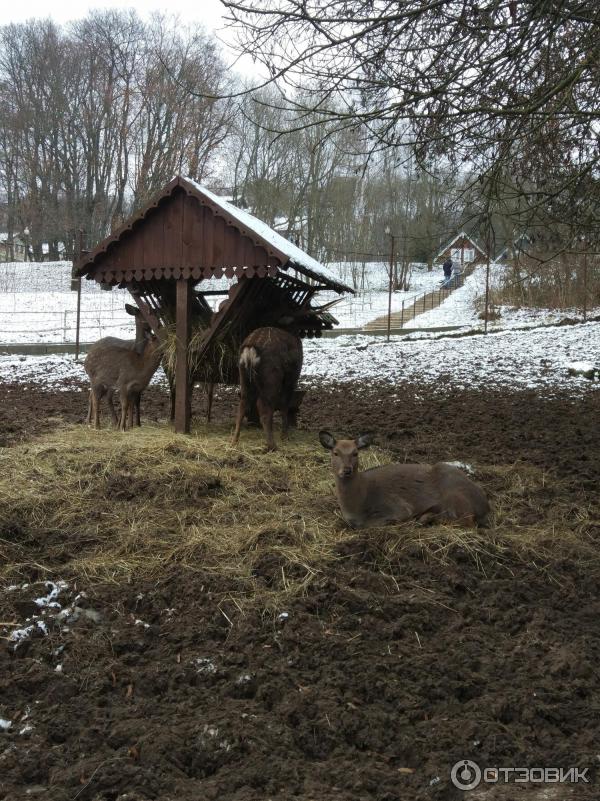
[194, 658, 216, 674]
[567, 361, 596, 380]
[34, 580, 68, 608]
[445, 461, 474, 474]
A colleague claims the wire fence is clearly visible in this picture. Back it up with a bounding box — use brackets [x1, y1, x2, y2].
[0, 259, 451, 343]
[0, 308, 135, 342]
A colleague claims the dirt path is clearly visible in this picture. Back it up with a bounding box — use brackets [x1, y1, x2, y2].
[363, 269, 473, 331]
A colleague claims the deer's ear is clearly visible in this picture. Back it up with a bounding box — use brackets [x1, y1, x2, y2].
[355, 432, 374, 450]
[319, 430, 336, 450]
[125, 303, 140, 316]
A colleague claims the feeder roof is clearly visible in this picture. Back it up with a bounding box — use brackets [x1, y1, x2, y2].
[184, 178, 347, 290]
[76, 175, 352, 294]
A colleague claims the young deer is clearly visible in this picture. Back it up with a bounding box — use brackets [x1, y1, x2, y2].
[319, 431, 490, 528]
[86, 332, 163, 431]
[85, 304, 150, 427]
[231, 327, 303, 451]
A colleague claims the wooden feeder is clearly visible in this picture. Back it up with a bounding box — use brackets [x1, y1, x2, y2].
[75, 175, 352, 433]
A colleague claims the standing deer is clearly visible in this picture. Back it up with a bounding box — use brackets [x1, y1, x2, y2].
[319, 431, 490, 528]
[231, 327, 303, 451]
[85, 331, 164, 431]
[85, 304, 150, 427]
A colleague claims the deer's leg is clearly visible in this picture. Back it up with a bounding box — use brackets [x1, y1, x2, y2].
[288, 390, 304, 428]
[134, 393, 141, 427]
[93, 389, 103, 429]
[257, 397, 276, 451]
[127, 392, 140, 428]
[86, 389, 93, 425]
[280, 404, 290, 439]
[106, 389, 119, 427]
[231, 396, 245, 446]
[119, 389, 129, 432]
[206, 382, 214, 423]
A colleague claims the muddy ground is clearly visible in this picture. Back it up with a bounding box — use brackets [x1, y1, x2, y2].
[1, 378, 600, 800]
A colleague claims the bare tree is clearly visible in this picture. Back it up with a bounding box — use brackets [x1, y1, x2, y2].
[221, 0, 600, 249]
[0, 11, 237, 254]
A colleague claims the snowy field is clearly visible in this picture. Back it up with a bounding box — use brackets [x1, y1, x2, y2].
[408, 264, 598, 333]
[319, 262, 443, 328]
[0, 261, 248, 343]
[1, 321, 598, 398]
[1, 260, 595, 343]
[0, 261, 136, 343]
[0, 260, 598, 398]
[0, 260, 444, 341]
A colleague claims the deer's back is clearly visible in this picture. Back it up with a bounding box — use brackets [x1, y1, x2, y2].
[85, 338, 142, 380]
[243, 327, 303, 363]
[362, 463, 439, 510]
[362, 461, 489, 524]
[240, 327, 303, 400]
[85, 344, 149, 385]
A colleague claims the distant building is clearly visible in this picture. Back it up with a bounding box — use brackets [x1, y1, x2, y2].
[434, 231, 487, 268]
[494, 234, 533, 264]
[0, 233, 26, 262]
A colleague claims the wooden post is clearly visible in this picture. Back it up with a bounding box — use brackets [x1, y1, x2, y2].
[74, 229, 84, 360]
[387, 233, 395, 342]
[582, 243, 588, 322]
[484, 229, 491, 334]
[400, 300, 405, 328]
[175, 278, 192, 434]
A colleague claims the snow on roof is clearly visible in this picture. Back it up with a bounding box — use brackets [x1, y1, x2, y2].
[183, 177, 350, 292]
[435, 231, 486, 260]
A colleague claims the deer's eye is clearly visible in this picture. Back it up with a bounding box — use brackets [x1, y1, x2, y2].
[333, 450, 339, 456]
[352, 451, 358, 456]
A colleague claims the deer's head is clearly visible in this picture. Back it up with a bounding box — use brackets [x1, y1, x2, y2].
[319, 430, 374, 478]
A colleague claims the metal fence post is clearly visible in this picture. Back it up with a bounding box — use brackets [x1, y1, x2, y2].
[63, 310, 68, 342]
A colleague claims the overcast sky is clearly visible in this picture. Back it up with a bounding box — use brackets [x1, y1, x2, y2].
[0, 0, 266, 77]
[0, 0, 226, 28]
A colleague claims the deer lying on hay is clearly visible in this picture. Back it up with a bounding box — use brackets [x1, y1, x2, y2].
[85, 320, 164, 431]
[231, 326, 303, 451]
[319, 431, 490, 528]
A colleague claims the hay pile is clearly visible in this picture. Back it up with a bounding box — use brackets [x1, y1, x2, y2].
[0, 425, 598, 603]
[161, 322, 239, 386]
